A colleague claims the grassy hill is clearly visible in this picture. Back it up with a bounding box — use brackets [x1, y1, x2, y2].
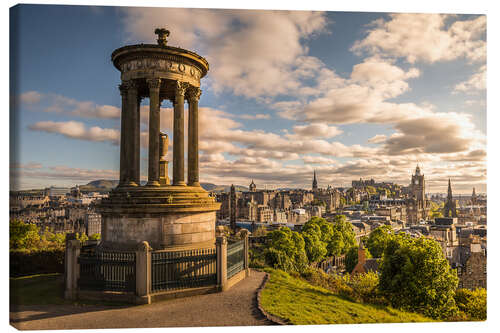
[260, 268, 432, 325]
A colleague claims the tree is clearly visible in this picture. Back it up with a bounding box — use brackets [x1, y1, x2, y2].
[365, 186, 376, 195]
[378, 234, 459, 319]
[429, 201, 444, 220]
[366, 225, 393, 258]
[265, 227, 308, 272]
[330, 215, 356, 255]
[10, 219, 40, 249]
[454, 288, 487, 321]
[89, 233, 101, 241]
[302, 217, 329, 262]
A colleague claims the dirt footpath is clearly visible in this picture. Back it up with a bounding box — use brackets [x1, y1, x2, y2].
[10, 270, 273, 330]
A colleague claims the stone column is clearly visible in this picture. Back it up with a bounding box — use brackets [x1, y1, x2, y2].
[64, 239, 81, 300]
[118, 82, 130, 186]
[134, 94, 142, 185]
[127, 80, 140, 186]
[187, 88, 201, 187]
[146, 78, 161, 186]
[173, 81, 186, 186]
[135, 241, 152, 304]
[216, 236, 228, 291]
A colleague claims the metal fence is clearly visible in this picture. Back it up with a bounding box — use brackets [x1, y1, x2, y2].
[151, 248, 217, 293]
[78, 251, 136, 292]
[227, 239, 245, 279]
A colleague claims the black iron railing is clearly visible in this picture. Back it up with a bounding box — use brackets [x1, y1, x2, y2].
[227, 240, 245, 279]
[78, 251, 136, 292]
[151, 248, 217, 292]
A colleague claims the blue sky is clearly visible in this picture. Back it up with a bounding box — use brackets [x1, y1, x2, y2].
[10, 4, 487, 193]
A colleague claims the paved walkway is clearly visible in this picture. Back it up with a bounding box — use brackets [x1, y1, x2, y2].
[10, 270, 273, 330]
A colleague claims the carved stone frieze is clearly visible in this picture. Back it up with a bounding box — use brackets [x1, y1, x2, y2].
[120, 58, 202, 80]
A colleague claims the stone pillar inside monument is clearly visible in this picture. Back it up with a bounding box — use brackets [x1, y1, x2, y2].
[98, 28, 220, 251]
[159, 132, 169, 186]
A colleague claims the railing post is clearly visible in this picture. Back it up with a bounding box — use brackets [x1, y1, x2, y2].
[240, 229, 250, 276]
[64, 238, 81, 300]
[216, 236, 227, 291]
[135, 241, 152, 304]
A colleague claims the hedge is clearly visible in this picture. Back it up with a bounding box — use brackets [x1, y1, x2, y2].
[10, 248, 65, 277]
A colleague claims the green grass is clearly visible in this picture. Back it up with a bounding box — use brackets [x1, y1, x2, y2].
[10, 273, 127, 307]
[10, 273, 67, 306]
[260, 268, 433, 325]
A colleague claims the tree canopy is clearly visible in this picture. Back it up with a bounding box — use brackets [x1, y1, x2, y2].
[366, 225, 393, 258]
[378, 233, 459, 319]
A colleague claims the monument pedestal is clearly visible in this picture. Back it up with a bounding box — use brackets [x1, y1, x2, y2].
[97, 186, 220, 251]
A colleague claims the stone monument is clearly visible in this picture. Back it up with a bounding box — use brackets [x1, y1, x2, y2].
[97, 28, 220, 251]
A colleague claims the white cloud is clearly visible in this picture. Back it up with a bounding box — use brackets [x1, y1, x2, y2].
[121, 8, 328, 98]
[28, 121, 120, 144]
[454, 65, 486, 93]
[351, 14, 486, 64]
[20, 91, 42, 104]
[239, 114, 271, 120]
[368, 134, 387, 144]
[290, 123, 342, 139]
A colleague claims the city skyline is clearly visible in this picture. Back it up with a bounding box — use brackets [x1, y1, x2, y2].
[10, 6, 486, 193]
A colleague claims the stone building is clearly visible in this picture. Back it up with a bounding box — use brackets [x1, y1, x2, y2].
[454, 235, 487, 290]
[406, 165, 429, 225]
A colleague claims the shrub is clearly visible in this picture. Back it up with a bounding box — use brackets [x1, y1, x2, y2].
[379, 234, 459, 319]
[10, 248, 65, 277]
[346, 272, 385, 304]
[454, 288, 487, 321]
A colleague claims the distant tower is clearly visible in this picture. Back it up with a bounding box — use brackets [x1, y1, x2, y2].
[407, 165, 428, 225]
[230, 184, 237, 230]
[249, 179, 257, 192]
[312, 170, 318, 192]
[443, 179, 457, 218]
[471, 187, 477, 205]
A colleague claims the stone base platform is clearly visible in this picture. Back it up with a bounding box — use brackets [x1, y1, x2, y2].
[97, 185, 221, 251]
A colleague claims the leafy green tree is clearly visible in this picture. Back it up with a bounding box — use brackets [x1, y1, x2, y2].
[454, 288, 487, 321]
[429, 201, 444, 220]
[366, 225, 393, 258]
[330, 215, 356, 255]
[10, 219, 40, 249]
[345, 245, 372, 273]
[379, 234, 459, 319]
[265, 227, 308, 272]
[365, 186, 376, 195]
[89, 233, 101, 241]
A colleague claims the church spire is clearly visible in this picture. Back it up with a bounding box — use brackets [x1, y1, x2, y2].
[312, 170, 318, 191]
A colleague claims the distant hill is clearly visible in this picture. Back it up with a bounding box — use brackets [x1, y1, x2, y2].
[80, 180, 247, 193]
[201, 183, 248, 193]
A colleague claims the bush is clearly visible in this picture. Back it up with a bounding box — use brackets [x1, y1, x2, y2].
[346, 272, 385, 304]
[10, 248, 65, 277]
[454, 288, 487, 321]
[379, 234, 459, 319]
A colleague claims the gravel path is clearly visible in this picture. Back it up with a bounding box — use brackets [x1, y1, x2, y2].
[10, 270, 273, 330]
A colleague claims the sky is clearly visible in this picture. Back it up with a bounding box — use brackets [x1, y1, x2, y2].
[9, 4, 487, 194]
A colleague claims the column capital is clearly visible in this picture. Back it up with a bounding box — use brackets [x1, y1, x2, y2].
[146, 78, 162, 90]
[119, 83, 128, 96]
[186, 87, 202, 102]
[175, 80, 188, 97]
[124, 80, 139, 93]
